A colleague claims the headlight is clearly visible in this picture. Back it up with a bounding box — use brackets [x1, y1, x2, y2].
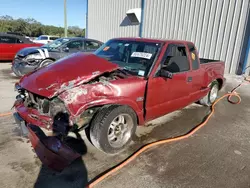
[25, 53, 43, 60]
[14, 83, 22, 92]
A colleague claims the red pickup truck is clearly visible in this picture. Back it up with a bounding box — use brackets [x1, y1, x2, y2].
[13, 38, 225, 167]
[0, 33, 42, 60]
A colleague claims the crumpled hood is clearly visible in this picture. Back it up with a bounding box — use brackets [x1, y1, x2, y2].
[19, 53, 119, 98]
[16, 47, 43, 57]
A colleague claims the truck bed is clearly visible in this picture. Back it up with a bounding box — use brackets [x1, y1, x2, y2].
[200, 58, 224, 64]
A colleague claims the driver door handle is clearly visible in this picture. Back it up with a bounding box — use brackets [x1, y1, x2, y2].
[187, 77, 192, 82]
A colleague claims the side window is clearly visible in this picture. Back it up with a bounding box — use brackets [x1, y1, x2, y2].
[188, 43, 199, 70]
[66, 40, 83, 49]
[0, 36, 16, 43]
[161, 44, 190, 73]
[85, 41, 101, 50]
[16, 38, 24, 43]
[50, 37, 59, 40]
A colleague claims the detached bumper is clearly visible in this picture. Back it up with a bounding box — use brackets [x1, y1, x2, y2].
[13, 112, 81, 172]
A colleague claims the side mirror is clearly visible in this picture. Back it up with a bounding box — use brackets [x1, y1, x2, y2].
[62, 47, 69, 52]
[159, 68, 173, 79]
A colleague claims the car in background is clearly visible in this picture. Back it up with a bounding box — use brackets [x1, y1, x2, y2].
[0, 33, 43, 61]
[12, 37, 103, 77]
[33, 35, 60, 44]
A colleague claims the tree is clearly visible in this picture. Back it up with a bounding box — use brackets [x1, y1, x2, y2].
[0, 15, 85, 37]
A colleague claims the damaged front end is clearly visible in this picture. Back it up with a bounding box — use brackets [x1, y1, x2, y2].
[14, 83, 68, 131]
[13, 54, 134, 171]
[13, 71, 125, 171]
[13, 85, 84, 171]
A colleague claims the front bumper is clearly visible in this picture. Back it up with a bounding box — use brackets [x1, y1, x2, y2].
[12, 59, 39, 77]
[15, 103, 53, 130]
[13, 112, 81, 171]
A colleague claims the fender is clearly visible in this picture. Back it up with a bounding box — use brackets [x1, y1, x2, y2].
[203, 66, 224, 88]
[66, 97, 145, 125]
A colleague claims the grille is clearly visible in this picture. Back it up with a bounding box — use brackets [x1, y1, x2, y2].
[25, 91, 67, 117]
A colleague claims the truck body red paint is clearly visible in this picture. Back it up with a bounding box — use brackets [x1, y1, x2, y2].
[13, 38, 225, 169]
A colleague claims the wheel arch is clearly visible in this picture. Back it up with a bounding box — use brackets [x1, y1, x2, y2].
[75, 103, 143, 129]
[216, 78, 224, 90]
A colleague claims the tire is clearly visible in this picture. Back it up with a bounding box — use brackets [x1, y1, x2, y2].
[39, 59, 54, 68]
[89, 105, 137, 154]
[199, 80, 219, 106]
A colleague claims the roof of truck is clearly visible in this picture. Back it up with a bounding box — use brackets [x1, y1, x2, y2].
[112, 37, 194, 45]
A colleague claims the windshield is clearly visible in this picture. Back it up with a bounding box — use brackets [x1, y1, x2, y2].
[42, 38, 70, 49]
[94, 39, 162, 77]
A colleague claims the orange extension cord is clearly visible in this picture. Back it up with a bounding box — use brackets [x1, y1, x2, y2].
[0, 77, 248, 188]
[0, 112, 12, 117]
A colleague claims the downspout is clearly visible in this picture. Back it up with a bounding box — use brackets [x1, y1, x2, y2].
[243, 36, 250, 74]
[86, 0, 88, 38]
[139, 0, 145, 37]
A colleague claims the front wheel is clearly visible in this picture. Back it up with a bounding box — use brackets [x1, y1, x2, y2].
[89, 105, 137, 154]
[199, 80, 219, 106]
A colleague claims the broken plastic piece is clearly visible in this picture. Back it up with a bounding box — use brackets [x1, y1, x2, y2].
[27, 124, 80, 171]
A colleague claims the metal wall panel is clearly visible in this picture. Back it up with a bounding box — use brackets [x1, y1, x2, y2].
[88, 0, 141, 42]
[143, 0, 250, 74]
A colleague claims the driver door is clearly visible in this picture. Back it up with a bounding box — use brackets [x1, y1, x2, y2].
[145, 43, 193, 121]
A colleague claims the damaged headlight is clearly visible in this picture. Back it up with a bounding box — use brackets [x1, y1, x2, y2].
[25, 53, 43, 64]
[14, 83, 23, 92]
[26, 53, 43, 60]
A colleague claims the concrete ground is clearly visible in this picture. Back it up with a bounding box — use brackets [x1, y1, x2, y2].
[0, 62, 250, 188]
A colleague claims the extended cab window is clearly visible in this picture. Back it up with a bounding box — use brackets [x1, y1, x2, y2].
[161, 44, 190, 73]
[188, 43, 199, 70]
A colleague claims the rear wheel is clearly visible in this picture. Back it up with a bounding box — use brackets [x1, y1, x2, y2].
[199, 80, 219, 106]
[89, 105, 137, 154]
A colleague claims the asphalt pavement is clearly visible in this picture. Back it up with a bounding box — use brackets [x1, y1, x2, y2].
[0, 62, 250, 188]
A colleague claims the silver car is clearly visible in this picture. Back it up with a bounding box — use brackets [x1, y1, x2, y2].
[12, 37, 103, 77]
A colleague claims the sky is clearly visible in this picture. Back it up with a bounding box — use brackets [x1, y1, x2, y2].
[0, 0, 87, 28]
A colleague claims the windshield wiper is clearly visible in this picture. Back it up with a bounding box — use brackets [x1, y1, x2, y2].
[119, 68, 133, 75]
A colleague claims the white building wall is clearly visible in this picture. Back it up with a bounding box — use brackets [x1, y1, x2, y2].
[88, 0, 250, 74]
[143, 0, 250, 74]
[88, 0, 141, 42]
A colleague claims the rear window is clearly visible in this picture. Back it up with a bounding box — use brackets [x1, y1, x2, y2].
[38, 36, 48, 40]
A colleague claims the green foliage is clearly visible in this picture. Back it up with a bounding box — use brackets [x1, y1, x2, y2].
[0, 15, 85, 37]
